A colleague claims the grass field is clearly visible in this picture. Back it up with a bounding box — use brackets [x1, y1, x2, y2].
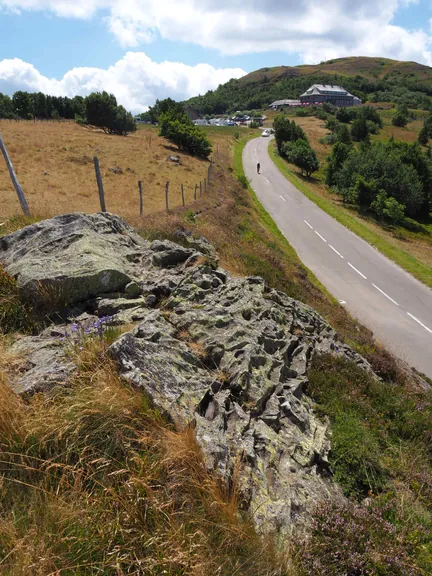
[0, 120, 251, 222]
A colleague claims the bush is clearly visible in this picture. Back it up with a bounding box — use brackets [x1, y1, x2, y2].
[418, 126, 429, 145]
[237, 174, 249, 189]
[283, 139, 319, 177]
[371, 191, 405, 223]
[392, 111, 408, 127]
[249, 120, 260, 128]
[335, 107, 356, 123]
[366, 120, 380, 134]
[159, 115, 212, 158]
[298, 500, 425, 576]
[0, 266, 34, 333]
[351, 117, 369, 141]
[325, 117, 339, 132]
[74, 114, 86, 125]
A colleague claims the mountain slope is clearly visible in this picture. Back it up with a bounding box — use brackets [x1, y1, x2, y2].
[186, 56, 432, 114]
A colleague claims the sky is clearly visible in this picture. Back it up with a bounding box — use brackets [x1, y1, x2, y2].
[0, 0, 431, 113]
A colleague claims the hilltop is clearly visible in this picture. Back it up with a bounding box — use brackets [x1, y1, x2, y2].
[186, 56, 432, 114]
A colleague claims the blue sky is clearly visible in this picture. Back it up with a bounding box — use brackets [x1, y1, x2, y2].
[0, 1, 431, 112]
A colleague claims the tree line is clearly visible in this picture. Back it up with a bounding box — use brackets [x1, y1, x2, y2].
[0, 90, 136, 136]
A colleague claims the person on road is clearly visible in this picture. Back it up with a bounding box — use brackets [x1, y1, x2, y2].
[257, 162, 261, 174]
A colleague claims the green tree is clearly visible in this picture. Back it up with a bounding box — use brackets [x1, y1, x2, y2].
[335, 124, 352, 145]
[284, 139, 319, 177]
[418, 126, 428, 146]
[392, 111, 408, 127]
[85, 92, 136, 135]
[159, 115, 212, 158]
[351, 117, 369, 141]
[371, 190, 405, 223]
[12, 91, 32, 119]
[0, 93, 14, 119]
[326, 141, 353, 186]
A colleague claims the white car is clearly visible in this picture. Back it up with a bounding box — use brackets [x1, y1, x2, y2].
[262, 129, 270, 137]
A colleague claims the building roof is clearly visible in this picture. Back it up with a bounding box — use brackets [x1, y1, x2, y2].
[270, 99, 301, 106]
[301, 84, 357, 98]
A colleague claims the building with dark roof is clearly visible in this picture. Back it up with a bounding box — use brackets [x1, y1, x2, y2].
[269, 99, 301, 109]
[300, 84, 361, 107]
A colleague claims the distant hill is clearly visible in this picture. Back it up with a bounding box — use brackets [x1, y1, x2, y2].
[186, 57, 432, 114]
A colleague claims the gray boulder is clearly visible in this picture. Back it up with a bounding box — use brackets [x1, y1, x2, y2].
[0, 213, 149, 308]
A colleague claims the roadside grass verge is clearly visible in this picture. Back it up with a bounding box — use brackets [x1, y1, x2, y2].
[304, 353, 432, 575]
[268, 142, 432, 289]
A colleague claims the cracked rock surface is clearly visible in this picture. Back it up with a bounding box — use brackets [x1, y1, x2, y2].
[1, 213, 375, 536]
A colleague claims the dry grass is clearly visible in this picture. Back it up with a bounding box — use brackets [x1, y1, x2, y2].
[0, 120, 215, 220]
[0, 336, 294, 575]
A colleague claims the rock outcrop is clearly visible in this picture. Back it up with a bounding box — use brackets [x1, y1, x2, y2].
[1, 213, 375, 537]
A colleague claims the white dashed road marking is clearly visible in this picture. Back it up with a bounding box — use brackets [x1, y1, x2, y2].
[407, 313, 432, 335]
[372, 284, 399, 307]
[315, 231, 327, 243]
[304, 220, 313, 229]
[329, 245, 344, 259]
[280, 195, 286, 202]
[347, 262, 367, 280]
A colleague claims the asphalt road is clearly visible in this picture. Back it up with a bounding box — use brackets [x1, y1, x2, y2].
[244, 136, 432, 378]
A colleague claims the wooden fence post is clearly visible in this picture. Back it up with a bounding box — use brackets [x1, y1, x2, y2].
[181, 184, 185, 207]
[138, 180, 143, 216]
[204, 179, 207, 193]
[165, 181, 169, 211]
[200, 181, 202, 196]
[93, 156, 106, 212]
[194, 184, 197, 200]
[0, 134, 31, 216]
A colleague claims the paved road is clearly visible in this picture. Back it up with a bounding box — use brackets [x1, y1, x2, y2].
[244, 137, 432, 378]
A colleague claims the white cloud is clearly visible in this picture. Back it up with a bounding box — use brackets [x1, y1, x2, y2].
[0, 0, 431, 65]
[0, 53, 245, 112]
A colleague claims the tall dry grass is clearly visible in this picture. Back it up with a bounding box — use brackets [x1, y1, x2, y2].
[0, 335, 294, 575]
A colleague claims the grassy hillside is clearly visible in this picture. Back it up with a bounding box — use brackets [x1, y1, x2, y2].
[1, 125, 431, 574]
[186, 56, 432, 114]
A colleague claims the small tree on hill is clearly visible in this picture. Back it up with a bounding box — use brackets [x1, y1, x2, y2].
[392, 111, 408, 127]
[418, 126, 429, 146]
[284, 140, 319, 177]
[159, 114, 212, 159]
[351, 117, 369, 141]
[85, 92, 136, 135]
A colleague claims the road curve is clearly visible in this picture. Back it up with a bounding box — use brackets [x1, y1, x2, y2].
[244, 136, 432, 378]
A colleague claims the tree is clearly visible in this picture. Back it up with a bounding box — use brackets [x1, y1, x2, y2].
[418, 126, 428, 146]
[351, 117, 369, 141]
[335, 124, 352, 145]
[12, 91, 32, 119]
[284, 139, 319, 177]
[85, 92, 136, 135]
[336, 107, 355, 123]
[392, 111, 408, 127]
[0, 93, 14, 119]
[371, 190, 405, 223]
[273, 115, 307, 152]
[326, 142, 352, 186]
[159, 115, 212, 158]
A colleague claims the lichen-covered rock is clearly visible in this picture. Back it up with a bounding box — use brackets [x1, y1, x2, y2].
[109, 262, 371, 537]
[0, 213, 149, 307]
[3, 213, 375, 537]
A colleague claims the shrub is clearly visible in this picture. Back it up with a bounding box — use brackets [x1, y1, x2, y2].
[371, 190, 405, 223]
[283, 139, 319, 177]
[0, 265, 34, 333]
[298, 500, 425, 576]
[418, 126, 429, 145]
[392, 111, 408, 127]
[335, 107, 355, 123]
[249, 120, 260, 128]
[159, 115, 212, 158]
[74, 113, 86, 125]
[351, 117, 369, 141]
[237, 174, 249, 189]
